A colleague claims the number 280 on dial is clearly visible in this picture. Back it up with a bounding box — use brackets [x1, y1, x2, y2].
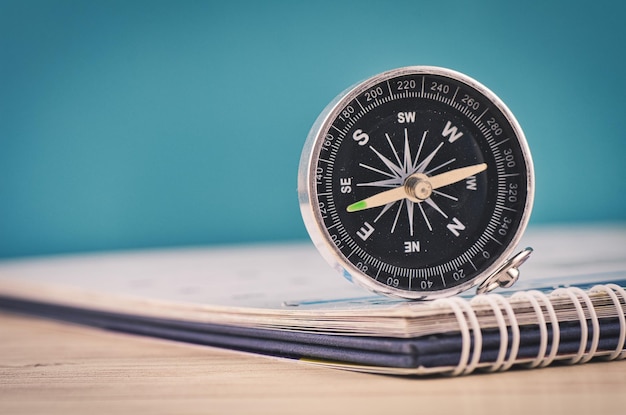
[298, 66, 534, 300]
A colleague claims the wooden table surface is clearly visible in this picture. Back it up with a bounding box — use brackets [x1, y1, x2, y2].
[2, 311, 625, 415]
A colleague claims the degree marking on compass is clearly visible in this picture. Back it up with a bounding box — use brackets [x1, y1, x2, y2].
[331, 125, 342, 134]
[346, 247, 357, 260]
[476, 107, 489, 121]
[421, 76, 425, 95]
[355, 97, 366, 112]
[440, 271, 446, 287]
[500, 173, 520, 178]
[468, 258, 477, 271]
[487, 233, 503, 245]
[493, 137, 511, 147]
[318, 158, 332, 164]
[451, 86, 459, 103]
[386, 80, 394, 97]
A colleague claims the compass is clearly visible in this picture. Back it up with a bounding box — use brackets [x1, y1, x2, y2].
[298, 66, 534, 300]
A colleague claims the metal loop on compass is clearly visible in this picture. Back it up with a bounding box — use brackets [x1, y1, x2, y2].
[476, 248, 533, 295]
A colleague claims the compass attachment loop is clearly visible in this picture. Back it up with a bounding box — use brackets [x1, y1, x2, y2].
[476, 247, 533, 295]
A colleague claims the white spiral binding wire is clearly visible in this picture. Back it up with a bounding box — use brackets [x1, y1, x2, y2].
[511, 290, 548, 368]
[552, 287, 588, 364]
[591, 284, 626, 360]
[470, 294, 507, 372]
[470, 294, 506, 372]
[494, 294, 521, 372]
[455, 297, 482, 375]
[434, 283, 625, 375]
[433, 297, 482, 376]
[432, 298, 468, 376]
[531, 290, 560, 367]
[569, 286, 600, 363]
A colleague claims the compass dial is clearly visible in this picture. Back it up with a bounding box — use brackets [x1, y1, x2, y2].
[298, 66, 534, 299]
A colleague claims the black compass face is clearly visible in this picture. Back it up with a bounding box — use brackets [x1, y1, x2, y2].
[299, 67, 533, 299]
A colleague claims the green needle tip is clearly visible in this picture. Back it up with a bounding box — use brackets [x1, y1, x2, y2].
[347, 200, 367, 212]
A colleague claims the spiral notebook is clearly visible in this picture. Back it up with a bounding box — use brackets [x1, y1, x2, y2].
[0, 224, 625, 376]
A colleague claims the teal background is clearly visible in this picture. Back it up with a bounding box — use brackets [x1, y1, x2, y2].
[1, 0, 625, 258]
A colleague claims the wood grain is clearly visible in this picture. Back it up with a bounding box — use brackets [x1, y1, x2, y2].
[2, 312, 625, 415]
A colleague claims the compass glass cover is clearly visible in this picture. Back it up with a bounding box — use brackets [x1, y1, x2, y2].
[300, 67, 533, 298]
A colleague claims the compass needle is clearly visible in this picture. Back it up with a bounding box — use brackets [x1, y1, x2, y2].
[347, 187, 406, 212]
[300, 66, 534, 299]
[428, 163, 488, 190]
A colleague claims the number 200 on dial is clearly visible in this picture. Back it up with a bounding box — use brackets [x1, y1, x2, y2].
[298, 66, 534, 300]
